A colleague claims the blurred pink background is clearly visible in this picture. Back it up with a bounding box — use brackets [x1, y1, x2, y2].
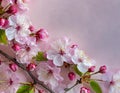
[27, 0, 120, 69]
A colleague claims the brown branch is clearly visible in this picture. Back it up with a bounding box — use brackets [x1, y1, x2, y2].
[0, 49, 55, 93]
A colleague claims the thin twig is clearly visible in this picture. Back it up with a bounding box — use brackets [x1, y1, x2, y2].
[64, 79, 81, 93]
[0, 49, 55, 93]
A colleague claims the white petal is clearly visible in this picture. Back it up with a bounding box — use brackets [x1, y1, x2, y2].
[113, 71, 120, 81]
[77, 63, 88, 73]
[5, 27, 16, 40]
[49, 77, 58, 89]
[62, 54, 71, 63]
[71, 55, 80, 64]
[8, 15, 17, 26]
[53, 55, 63, 66]
[47, 50, 58, 60]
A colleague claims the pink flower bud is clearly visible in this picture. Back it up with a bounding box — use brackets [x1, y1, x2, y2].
[27, 63, 36, 71]
[7, 5, 17, 14]
[3, 19, 9, 27]
[39, 89, 45, 93]
[36, 28, 48, 41]
[68, 72, 76, 81]
[80, 87, 90, 93]
[29, 25, 35, 32]
[88, 66, 95, 72]
[0, 18, 6, 26]
[99, 65, 107, 73]
[12, 44, 20, 51]
[9, 63, 18, 72]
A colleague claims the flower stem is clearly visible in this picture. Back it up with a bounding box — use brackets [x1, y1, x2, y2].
[0, 49, 55, 93]
[64, 79, 81, 93]
[90, 71, 99, 76]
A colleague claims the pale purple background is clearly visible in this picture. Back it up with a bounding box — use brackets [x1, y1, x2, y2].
[28, 0, 120, 69]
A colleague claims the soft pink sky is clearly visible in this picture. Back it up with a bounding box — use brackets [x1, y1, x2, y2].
[28, 0, 120, 69]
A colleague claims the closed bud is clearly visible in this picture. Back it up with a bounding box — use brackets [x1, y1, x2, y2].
[3, 19, 9, 27]
[12, 43, 20, 51]
[99, 65, 107, 74]
[7, 5, 17, 14]
[9, 63, 18, 72]
[27, 63, 36, 71]
[0, 18, 6, 26]
[39, 89, 45, 93]
[36, 28, 48, 41]
[29, 25, 35, 32]
[68, 72, 76, 81]
[80, 87, 90, 93]
[88, 66, 95, 72]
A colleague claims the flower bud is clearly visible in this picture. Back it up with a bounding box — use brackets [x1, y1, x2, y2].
[29, 25, 35, 32]
[9, 63, 18, 72]
[26, 63, 36, 71]
[99, 65, 107, 73]
[68, 72, 76, 81]
[88, 66, 95, 72]
[36, 28, 48, 41]
[12, 43, 20, 51]
[38, 89, 45, 93]
[7, 5, 17, 14]
[3, 19, 9, 27]
[0, 18, 6, 26]
[80, 87, 90, 93]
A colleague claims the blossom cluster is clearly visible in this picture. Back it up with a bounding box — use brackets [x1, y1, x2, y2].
[0, 0, 120, 93]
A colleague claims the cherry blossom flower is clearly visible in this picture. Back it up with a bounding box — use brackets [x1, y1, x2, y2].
[36, 62, 63, 89]
[16, 44, 40, 64]
[109, 71, 120, 93]
[47, 38, 71, 66]
[0, 63, 26, 93]
[5, 14, 31, 42]
[72, 48, 95, 73]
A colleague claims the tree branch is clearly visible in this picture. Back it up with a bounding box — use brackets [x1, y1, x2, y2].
[0, 49, 55, 93]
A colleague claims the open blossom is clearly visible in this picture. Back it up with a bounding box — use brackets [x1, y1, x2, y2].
[36, 62, 63, 89]
[47, 38, 71, 66]
[0, 63, 26, 93]
[16, 44, 40, 64]
[72, 48, 95, 73]
[5, 14, 31, 42]
[109, 71, 120, 93]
